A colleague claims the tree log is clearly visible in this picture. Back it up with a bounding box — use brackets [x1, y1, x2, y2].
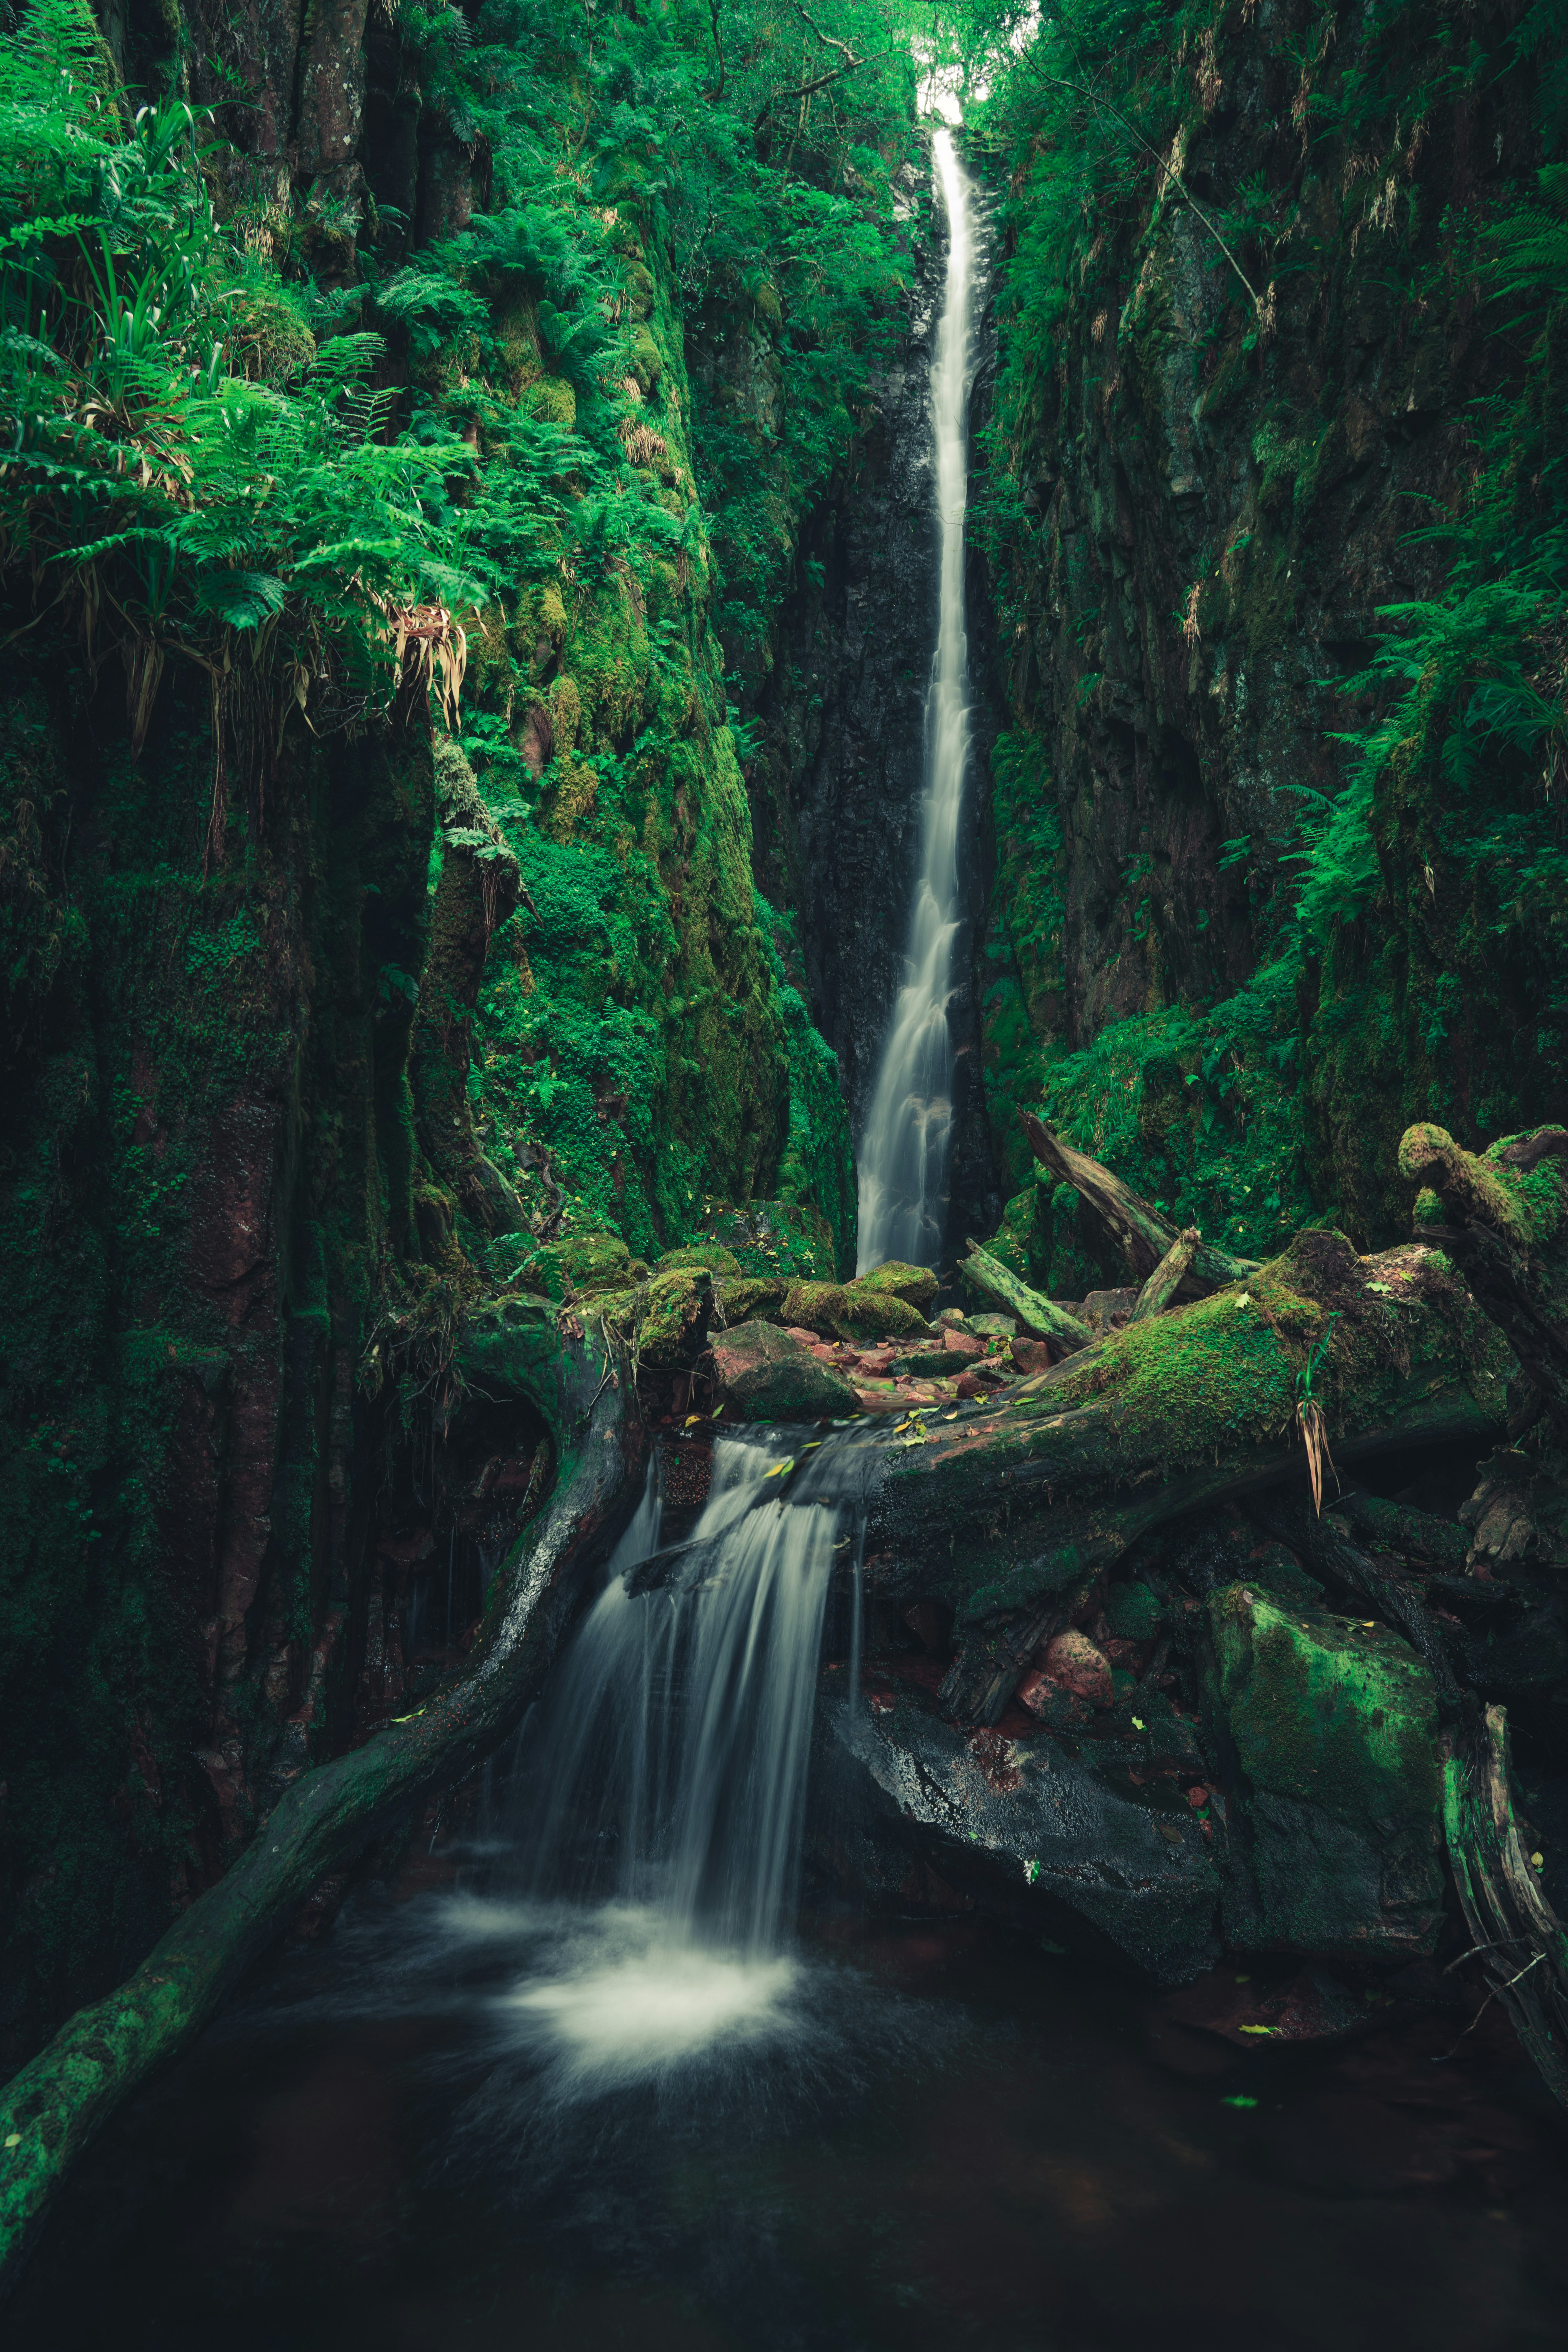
[960, 1240, 1093, 1352]
[1130, 1227, 1200, 1321]
[1397, 1122, 1568, 1438]
[1019, 1109, 1257, 1291]
[858, 1229, 1511, 1697]
[0, 1314, 646, 2293]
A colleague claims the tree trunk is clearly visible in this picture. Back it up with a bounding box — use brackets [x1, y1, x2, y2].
[1020, 1109, 1257, 1291]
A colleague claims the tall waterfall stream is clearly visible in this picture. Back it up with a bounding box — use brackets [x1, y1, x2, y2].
[18, 135, 1568, 2352]
[856, 127, 977, 1274]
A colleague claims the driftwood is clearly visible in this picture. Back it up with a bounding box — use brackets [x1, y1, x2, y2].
[960, 1240, 1093, 1352]
[0, 1317, 646, 2293]
[1130, 1226, 1200, 1322]
[1019, 1109, 1257, 1291]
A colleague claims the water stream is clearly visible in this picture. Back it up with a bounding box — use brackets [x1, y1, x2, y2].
[856, 126, 978, 1273]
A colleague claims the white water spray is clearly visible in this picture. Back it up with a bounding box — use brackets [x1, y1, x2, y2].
[857, 127, 978, 1272]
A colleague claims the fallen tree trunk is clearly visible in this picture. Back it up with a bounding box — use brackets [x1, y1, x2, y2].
[1398, 1122, 1568, 1437]
[960, 1240, 1093, 1352]
[1019, 1109, 1257, 1291]
[860, 1227, 1511, 1713]
[0, 1313, 645, 2294]
[1130, 1227, 1200, 1322]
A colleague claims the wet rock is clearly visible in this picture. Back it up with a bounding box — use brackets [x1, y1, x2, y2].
[967, 1312, 1017, 1339]
[633, 1269, 714, 1367]
[1015, 1671, 1093, 1732]
[1081, 1286, 1140, 1332]
[810, 1679, 1221, 1984]
[1205, 1583, 1446, 1962]
[942, 1326, 987, 1361]
[856, 1260, 940, 1316]
[781, 1279, 933, 1344]
[1040, 1628, 1114, 1707]
[709, 1321, 859, 1419]
[715, 1276, 789, 1324]
[1011, 1336, 1053, 1376]
[655, 1243, 743, 1278]
[518, 1230, 646, 1300]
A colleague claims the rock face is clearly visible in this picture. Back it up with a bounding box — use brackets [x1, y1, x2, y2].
[811, 1678, 1221, 1985]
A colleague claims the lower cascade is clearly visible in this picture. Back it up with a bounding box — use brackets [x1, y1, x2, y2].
[492, 1429, 870, 2083]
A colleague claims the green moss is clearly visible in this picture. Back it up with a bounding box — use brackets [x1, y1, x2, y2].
[780, 1280, 931, 1344]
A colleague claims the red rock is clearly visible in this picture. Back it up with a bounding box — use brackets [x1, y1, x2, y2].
[1039, 1628, 1114, 1707]
[942, 1327, 986, 1360]
[1011, 1336, 1053, 1375]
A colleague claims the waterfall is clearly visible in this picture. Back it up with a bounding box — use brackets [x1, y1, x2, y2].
[856, 126, 978, 1273]
[486, 1430, 871, 2083]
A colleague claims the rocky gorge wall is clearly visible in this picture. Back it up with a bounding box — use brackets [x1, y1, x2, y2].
[972, 0, 1568, 1278]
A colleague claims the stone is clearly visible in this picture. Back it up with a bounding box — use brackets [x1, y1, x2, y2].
[1081, 1286, 1140, 1332]
[1040, 1628, 1114, 1706]
[856, 1260, 940, 1315]
[1015, 1671, 1093, 1731]
[1011, 1336, 1053, 1376]
[967, 1312, 1017, 1338]
[715, 1276, 789, 1325]
[708, 1321, 860, 1420]
[655, 1243, 742, 1278]
[810, 1677, 1221, 1984]
[517, 1230, 643, 1301]
[781, 1279, 933, 1343]
[942, 1326, 987, 1360]
[1103, 1579, 1165, 1642]
[1205, 1583, 1446, 1962]
[633, 1269, 713, 1367]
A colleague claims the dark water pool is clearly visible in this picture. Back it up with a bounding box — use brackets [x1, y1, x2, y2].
[13, 1866, 1568, 2352]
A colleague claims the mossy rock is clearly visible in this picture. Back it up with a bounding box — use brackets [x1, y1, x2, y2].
[968, 1313, 1017, 1339]
[635, 1268, 713, 1367]
[856, 1260, 939, 1314]
[656, 1244, 742, 1278]
[1205, 1583, 1445, 1961]
[716, 1276, 789, 1323]
[782, 1281, 932, 1344]
[696, 1199, 837, 1282]
[519, 1231, 642, 1301]
[526, 374, 577, 426]
[710, 1321, 859, 1421]
[1104, 1580, 1165, 1642]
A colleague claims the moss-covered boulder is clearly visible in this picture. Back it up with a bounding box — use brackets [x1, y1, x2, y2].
[1205, 1583, 1445, 1962]
[633, 1268, 713, 1367]
[693, 1199, 838, 1281]
[716, 1276, 789, 1325]
[655, 1243, 742, 1278]
[709, 1322, 859, 1420]
[519, 1231, 646, 1301]
[781, 1280, 933, 1343]
[856, 1261, 940, 1315]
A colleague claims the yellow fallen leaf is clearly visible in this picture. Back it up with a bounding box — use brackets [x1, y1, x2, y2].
[4, 2132, 20, 2147]
[684, 1414, 702, 1428]
[1532, 1850, 1545, 1869]
[1131, 1716, 1145, 1730]
[762, 1457, 794, 1479]
[1238, 2024, 1278, 2035]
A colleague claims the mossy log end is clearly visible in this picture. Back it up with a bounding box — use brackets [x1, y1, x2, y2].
[0, 1321, 646, 2295]
[1019, 1110, 1258, 1292]
[862, 1228, 1511, 1642]
[1398, 1122, 1568, 1437]
[960, 1240, 1093, 1351]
